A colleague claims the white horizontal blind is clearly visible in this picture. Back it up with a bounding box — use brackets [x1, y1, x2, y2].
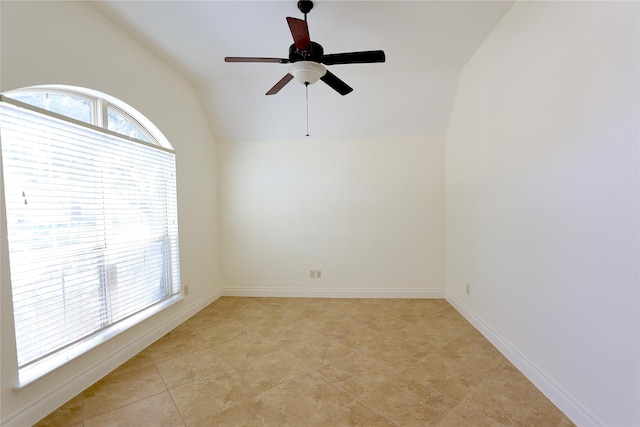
[0, 100, 180, 371]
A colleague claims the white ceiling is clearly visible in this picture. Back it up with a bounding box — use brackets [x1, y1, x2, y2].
[93, 1, 513, 143]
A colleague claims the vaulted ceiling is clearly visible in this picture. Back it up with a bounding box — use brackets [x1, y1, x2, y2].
[93, 1, 513, 143]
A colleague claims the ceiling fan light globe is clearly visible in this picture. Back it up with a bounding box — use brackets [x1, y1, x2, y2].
[289, 61, 327, 85]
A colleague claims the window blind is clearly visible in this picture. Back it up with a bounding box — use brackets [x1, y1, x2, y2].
[0, 99, 181, 383]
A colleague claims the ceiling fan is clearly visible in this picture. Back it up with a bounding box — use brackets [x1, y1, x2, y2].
[224, 0, 386, 96]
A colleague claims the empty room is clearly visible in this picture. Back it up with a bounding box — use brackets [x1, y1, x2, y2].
[0, 1, 638, 426]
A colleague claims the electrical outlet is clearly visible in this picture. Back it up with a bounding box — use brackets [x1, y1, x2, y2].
[465, 283, 470, 295]
[184, 285, 190, 296]
[310, 270, 316, 279]
[316, 270, 322, 279]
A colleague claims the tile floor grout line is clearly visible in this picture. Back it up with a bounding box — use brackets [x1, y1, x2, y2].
[151, 356, 188, 427]
[324, 368, 400, 426]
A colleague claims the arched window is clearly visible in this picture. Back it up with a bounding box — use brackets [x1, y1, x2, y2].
[4, 85, 171, 148]
[0, 86, 181, 387]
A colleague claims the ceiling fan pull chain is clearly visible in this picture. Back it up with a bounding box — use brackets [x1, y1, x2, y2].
[305, 82, 310, 137]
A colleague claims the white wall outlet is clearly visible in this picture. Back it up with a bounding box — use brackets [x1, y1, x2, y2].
[310, 270, 316, 279]
[316, 270, 322, 279]
[465, 283, 470, 295]
[184, 285, 190, 296]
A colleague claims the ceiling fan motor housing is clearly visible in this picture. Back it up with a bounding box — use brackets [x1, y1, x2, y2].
[289, 41, 323, 63]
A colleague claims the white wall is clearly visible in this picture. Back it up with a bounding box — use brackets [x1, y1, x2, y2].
[3, 0, 637, 425]
[0, 1, 222, 425]
[218, 135, 445, 297]
[445, 1, 639, 426]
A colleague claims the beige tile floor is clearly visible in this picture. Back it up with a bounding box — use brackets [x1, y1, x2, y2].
[35, 297, 575, 426]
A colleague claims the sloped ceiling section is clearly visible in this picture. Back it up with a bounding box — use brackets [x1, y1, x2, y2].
[93, 1, 513, 143]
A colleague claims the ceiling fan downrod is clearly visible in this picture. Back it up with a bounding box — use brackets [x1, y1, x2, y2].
[297, 0, 313, 20]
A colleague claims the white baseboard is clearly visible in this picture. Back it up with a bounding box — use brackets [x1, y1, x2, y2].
[5, 289, 222, 427]
[220, 287, 446, 299]
[445, 291, 604, 427]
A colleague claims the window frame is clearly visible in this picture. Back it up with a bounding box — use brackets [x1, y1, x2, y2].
[0, 87, 182, 389]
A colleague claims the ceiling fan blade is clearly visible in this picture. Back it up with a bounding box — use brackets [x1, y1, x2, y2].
[320, 70, 353, 96]
[286, 17, 311, 52]
[322, 50, 386, 65]
[225, 57, 289, 63]
[266, 73, 294, 95]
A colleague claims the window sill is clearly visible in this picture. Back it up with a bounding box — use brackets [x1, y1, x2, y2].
[13, 293, 183, 392]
